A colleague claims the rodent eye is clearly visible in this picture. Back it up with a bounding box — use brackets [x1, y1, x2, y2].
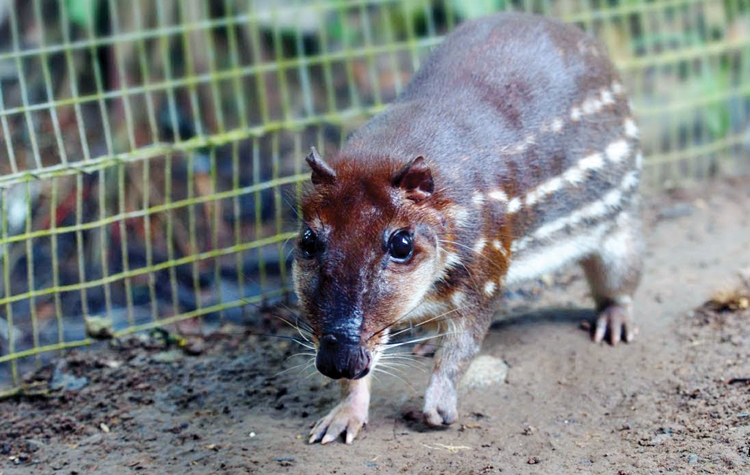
[388, 230, 413, 262]
[299, 228, 320, 258]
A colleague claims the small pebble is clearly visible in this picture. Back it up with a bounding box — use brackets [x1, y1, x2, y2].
[249, 432, 256, 438]
[461, 355, 509, 389]
[527, 456, 540, 464]
[688, 454, 698, 464]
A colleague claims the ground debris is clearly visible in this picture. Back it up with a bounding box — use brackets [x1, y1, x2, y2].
[703, 282, 750, 312]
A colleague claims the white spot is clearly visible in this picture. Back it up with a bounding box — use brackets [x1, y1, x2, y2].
[483, 281, 496, 296]
[449, 206, 470, 228]
[471, 192, 485, 205]
[507, 197, 522, 214]
[492, 240, 502, 250]
[450, 291, 466, 307]
[605, 139, 630, 163]
[444, 251, 462, 269]
[550, 117, 563, 133]
[579, 152, 605, 171]
[624, 118, 639, 139]
[488, 189, 508, 202]
[612, 81, 624, 95]
[563, 167, 584, 184]
[604, 189, 623, 207]
[570, 106, 581, 122]
[473, 238, 486, 254]
[525, 176, 563, 207]
[621, 170, 639, 190]
[581, 97, 601, 115]
[601, 89, 615, 105]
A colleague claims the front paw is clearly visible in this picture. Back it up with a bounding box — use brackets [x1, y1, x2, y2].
[423, 374, 458, 427]
[309, 398, 369, 445]
[593, 301, 638, 345]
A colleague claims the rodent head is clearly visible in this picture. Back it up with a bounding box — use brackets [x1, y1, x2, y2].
[293, 148, 446, 380]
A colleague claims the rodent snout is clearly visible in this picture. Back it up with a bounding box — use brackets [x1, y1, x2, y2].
[316, 333, 371, 380]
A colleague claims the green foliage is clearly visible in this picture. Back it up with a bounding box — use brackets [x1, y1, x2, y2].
[64, 0, 100, 28]
[449, 0, 507, 19]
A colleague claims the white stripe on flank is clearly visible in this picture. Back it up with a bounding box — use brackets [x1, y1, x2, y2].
[507, 197, 522, 213]
[471, 192, 485, 205]
[624, 118, 639, 139]
[483, 281, 496, 296]
[512, 169, 639, 253]
[601, 89, 615, 105]
[605, 139, 630, 163]
[579, 152, 605, 171]
[563, 167, 584, 184]
[506, 222, 611, 286]
[525, 152, 606, 207]
[526, 176, 563, 207]
[488, 190, 508, 202]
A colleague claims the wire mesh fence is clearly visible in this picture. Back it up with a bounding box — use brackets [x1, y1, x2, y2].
[0, 0, 748, 396]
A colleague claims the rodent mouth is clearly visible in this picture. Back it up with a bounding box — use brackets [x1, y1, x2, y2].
[350, 366, 370, 380]
[315, 336, 373, 380]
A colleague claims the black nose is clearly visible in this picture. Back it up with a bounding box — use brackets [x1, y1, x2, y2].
[316, 333, 371, 380]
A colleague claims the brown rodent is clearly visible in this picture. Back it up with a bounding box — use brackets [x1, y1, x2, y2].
[293, 12, 644, 445]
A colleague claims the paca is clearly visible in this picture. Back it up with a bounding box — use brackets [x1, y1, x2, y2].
[292, 12, 644, 445]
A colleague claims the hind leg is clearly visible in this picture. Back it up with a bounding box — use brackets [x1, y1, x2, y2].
[580, 210, 644, 345]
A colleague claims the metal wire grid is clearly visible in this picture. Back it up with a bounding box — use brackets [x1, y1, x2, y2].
[0, 0, 748, 395]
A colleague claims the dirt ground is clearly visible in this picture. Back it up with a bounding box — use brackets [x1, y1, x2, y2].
[1, 177, 749, 475]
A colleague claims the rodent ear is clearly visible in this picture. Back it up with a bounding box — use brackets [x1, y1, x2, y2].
[305, 147, 336, 186]
[393, 156, 433, 202]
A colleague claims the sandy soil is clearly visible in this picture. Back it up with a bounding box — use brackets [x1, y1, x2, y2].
[1, 177, 749, 475]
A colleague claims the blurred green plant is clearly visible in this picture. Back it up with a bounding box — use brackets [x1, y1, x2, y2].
[64, 0, 99, 28]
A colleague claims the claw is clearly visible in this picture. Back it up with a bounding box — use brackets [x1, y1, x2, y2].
[592, 302, 637, 346]
[308, 378, 370, 445]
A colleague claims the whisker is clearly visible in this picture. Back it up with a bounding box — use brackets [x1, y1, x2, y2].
[377, 363, 412, 376]
[372, 367, 417, 391]
[302, 366, 322, 381]
[379, 355, 429, 367]
[379, 352, 433, 359]
[387, 307, 462, 340]
[382, 331, 454, 350]
[379, 361, 427, 373]
[367, 297, 428, 342]
[272, 357, 315, 378]
[239, 296, 315, 336]
[285, 352, 317, 361]
[250, 332, 315, 350]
